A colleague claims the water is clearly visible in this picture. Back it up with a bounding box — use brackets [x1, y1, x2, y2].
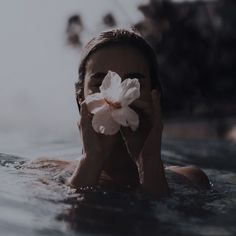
[0, 139, 235, 236]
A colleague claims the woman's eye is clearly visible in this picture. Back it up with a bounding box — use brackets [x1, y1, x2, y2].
[90, 73, 106, 87]
[89, 78, 103, 87]
[91, 81, 102, 87]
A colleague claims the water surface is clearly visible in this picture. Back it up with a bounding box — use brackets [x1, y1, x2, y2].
[0, 139, 235, 236]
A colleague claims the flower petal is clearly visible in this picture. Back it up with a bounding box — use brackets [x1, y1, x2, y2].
[85, 93, 106, 114]
[100, 71, 122, 102]
[111, 106, 139, 131]
[92, 106, 120, 135]
[120, 79, 140, 106]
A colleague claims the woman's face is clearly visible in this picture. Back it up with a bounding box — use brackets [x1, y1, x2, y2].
[84, 45, 153, 104]
[82, 45, 160, 163]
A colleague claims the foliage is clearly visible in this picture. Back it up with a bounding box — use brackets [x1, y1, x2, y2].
[135, 0, 236, 118]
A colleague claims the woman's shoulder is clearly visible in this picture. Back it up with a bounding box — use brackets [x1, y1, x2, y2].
[165, 165, 210, 190]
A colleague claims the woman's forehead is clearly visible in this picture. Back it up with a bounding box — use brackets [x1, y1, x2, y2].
[85, 45, 150, 77]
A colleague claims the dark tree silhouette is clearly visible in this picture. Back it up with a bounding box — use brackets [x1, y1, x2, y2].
[66, 14, 83, 47]
[135, 0, 236, 118]
[103, 13, 117, 27]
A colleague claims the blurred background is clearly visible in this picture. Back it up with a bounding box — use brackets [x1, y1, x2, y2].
[0, 0, 235, 157]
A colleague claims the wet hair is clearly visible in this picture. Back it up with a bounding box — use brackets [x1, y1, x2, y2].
[75, 28, 163, 110]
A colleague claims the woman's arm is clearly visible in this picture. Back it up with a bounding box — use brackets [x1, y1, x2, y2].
[68, 102, 117, 188]
[121, 90, 169, 197]
[67, 152, 104, 188]
[140, 91, 169, 197]
[137, 120, 169, 197]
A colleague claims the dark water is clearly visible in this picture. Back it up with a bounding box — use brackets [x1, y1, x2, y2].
[0, 139, 235, 236]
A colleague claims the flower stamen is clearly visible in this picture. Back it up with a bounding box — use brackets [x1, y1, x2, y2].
[104, 98, 121, 109]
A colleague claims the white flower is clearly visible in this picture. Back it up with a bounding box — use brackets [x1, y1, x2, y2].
[85, 70, 140, 135]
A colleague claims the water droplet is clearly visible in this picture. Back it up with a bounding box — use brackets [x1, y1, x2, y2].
[99, 126, 105, 134]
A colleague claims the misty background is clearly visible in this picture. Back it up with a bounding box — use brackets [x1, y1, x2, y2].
[0, 0, 144, 155]
[0, 0, 235, 156]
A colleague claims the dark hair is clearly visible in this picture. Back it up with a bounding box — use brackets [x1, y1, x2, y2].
[75, 28, 163, 110]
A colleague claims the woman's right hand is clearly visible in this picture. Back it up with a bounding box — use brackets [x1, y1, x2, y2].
[78, 101, 118, 162]
[67, 101, 118, 188]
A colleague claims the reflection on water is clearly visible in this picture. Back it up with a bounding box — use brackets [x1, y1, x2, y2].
[57, 189, 160, 235]
[0, 139, 235, 236]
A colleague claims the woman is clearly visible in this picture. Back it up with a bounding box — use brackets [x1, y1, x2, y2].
[68, 28, 210, 198]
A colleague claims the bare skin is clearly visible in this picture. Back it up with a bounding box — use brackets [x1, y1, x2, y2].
[68, 45, 210, 197]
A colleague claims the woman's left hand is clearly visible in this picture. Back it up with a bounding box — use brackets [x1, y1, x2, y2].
[121, 89, 169, 197]
[120, 89, 163, 164]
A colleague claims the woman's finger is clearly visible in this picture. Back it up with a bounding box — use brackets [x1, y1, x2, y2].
[80, 101, 88, 117]
[80, 101, 94, 136]
[80, 101, 92, 124]
[80, 101, 96, 152]
[131, 100, 151, 115]
[131, 99, 154, 127]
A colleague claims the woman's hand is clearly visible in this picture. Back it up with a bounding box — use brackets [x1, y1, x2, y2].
[68, 101, 118, 188]
[79, 101, 118, 161]
[120, 89, 168, 197]
[120, 89, 163, 163]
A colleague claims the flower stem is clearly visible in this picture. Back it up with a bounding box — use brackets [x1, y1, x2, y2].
[119, 129, 133, 160]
